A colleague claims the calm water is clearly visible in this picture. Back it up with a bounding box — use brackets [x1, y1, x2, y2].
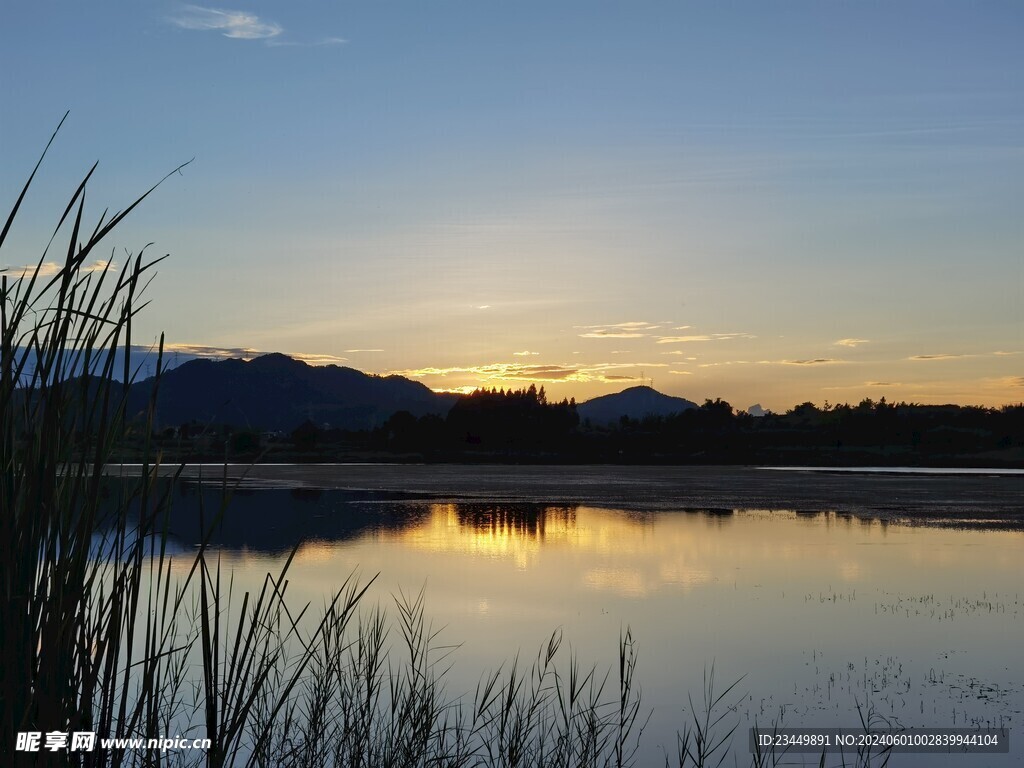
[142, 468, 1023, 766]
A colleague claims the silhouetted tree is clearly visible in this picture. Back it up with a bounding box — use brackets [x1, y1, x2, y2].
[445, 385, 578, 451]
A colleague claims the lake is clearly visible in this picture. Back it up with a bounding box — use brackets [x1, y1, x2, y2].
[122, 464, 1023, 766]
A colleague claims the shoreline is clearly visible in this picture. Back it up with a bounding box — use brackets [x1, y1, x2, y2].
[107, 462, 1024, 529]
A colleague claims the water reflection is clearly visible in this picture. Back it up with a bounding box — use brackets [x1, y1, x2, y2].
[389, 503, 578, 567]
[147, 483, 432, 554]
[134, 483, 1022, 590]
[132, 483, 1024, 611]
[97, 479, 1024, 765]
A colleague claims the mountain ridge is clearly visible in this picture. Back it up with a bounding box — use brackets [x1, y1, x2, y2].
[577, 385, 697, 424]
[124, 354, 702, 433]
[128, 353, 459, 432]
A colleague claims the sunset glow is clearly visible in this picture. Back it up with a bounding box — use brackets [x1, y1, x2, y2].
[3, 3, 1021, 410]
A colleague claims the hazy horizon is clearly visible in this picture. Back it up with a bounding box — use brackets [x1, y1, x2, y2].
[2, 2, 1021, 411]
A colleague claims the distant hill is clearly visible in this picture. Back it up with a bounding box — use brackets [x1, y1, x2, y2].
[578, 386, 697, 424]
[127, 353, 458, 432]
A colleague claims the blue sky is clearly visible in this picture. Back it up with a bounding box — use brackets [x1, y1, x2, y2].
[2, 2, 1021, 408]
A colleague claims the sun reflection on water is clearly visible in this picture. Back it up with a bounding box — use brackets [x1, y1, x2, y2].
[386, 503, 578, 568]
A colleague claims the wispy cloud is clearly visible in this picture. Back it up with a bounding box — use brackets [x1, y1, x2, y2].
[589, 362, 669, 372]
[834, 338, 870, 347]
[345, 348, 383, 353]
[698, 358, 844, 367]
[392, 364, 577, 382]
[655, 332, 753, 344]
[387, 361, 667, 384]
[513, 350, 540, 356]
[669, 370, 693, 376]
[162, 343, 348, 366]
[3, 262, 61, 278]
[430, 385, 480, 395]
[169, 5, 283, 39]
[163, 343, 259, 359]
[866, 381, 898, 386]
[289, 352, 351, 366]
[575, 321, 663, 339]
[579, 331, 647, 339]
[909, 351, 1020, 362]
[2, 260, 117, 278]
[778, 358, 844, 366]
[575, 321, 662, 330]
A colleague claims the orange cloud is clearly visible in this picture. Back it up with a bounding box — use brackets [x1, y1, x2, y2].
[656, 332, 753, 344]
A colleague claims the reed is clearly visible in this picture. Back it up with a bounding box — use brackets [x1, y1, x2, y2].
[1, 114, 183, 766]
[0, 123, 897, 768]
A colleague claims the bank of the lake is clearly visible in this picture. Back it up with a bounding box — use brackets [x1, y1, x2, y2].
[116, 463, 1024, 528]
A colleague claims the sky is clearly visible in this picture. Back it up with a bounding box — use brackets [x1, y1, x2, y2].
[1, 2, 1022, 410]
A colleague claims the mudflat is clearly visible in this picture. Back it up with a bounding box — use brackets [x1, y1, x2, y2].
[127, 463, 1024, 528]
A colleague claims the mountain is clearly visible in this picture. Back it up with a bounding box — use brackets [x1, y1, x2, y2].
[127, 353, 458, 432]
[577, 386, 697, 424]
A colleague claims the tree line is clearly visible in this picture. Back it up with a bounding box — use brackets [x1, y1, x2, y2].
[168, 390, 1024, 467]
